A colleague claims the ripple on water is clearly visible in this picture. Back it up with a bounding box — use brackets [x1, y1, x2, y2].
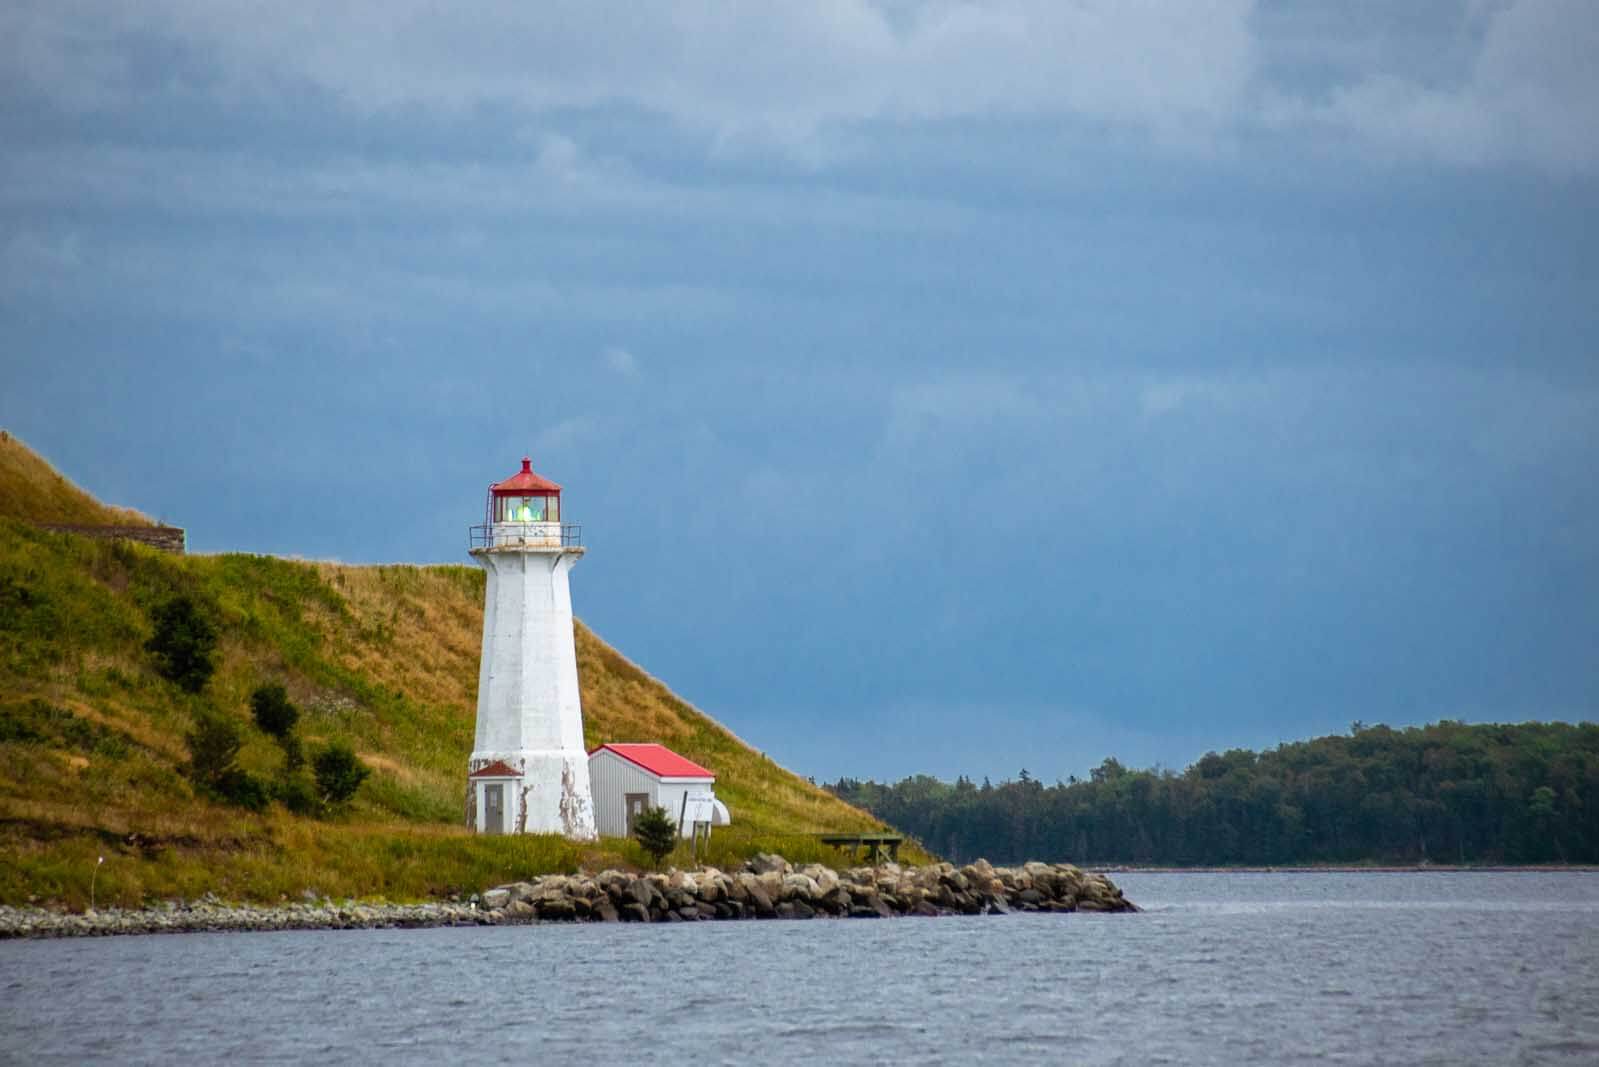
[2, 872, 1597, 1065]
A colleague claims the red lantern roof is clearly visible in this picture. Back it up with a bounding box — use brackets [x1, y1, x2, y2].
[491, 457, 562, 496]
[589, 743, 715, 780]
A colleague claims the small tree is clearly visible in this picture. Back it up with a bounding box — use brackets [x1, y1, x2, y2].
[632, 806, 679, 869]
[249, 684, 299, 740]
[186, 712, 242, 786]
[312, 742, 370, 808]
[185, 712, 267, 810]
[146, 596, 217, 693]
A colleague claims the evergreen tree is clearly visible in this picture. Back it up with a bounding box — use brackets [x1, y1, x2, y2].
[249, 684, 299, 739]
[184, 712, 267, 810]
[825, 721, 1599, 866]
[145, 596, 217, 693]
[632, 806, 679, 868]
[312, 742, 370, 807]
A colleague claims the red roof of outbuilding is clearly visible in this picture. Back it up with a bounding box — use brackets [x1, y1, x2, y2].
[491, 457, 562, 495]
[469, 759, 520, 778]
[590, 743, 715, 780]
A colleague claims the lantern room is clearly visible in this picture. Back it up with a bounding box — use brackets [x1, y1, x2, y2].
[471, 457, 581, 551]
[486, 457, 561, 525]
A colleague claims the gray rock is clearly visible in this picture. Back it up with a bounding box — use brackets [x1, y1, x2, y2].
[780, 873, 820, 903]
[747, 852, 790, 876]
[819, 886, 853, 914]
[536, 896, 576, 920]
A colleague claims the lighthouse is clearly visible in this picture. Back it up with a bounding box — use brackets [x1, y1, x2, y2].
[465, 457, 597, 839]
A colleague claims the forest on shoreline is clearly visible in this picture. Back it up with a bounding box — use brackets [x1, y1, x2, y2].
[827, 721, 1599, 866]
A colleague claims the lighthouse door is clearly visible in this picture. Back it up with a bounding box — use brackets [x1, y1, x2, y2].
[484, 784, 504, 834]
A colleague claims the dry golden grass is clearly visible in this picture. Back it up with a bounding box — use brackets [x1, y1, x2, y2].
[0, 430, 153, 526]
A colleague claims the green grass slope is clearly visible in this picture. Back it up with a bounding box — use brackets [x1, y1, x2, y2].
[0, 439, 919, 908]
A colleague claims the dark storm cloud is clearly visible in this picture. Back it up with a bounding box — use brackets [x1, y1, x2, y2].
[2, 1, 1595, 780]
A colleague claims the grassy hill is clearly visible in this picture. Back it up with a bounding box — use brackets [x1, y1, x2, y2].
[0, 433, 919, 908]
[0, 430, 153, 527]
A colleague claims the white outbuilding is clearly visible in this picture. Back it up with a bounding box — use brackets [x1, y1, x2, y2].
[588, 743, 731, 839]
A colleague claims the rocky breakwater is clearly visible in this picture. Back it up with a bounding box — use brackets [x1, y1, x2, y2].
[478, 856, 1135, 923]
[0, 858, 1133, 939]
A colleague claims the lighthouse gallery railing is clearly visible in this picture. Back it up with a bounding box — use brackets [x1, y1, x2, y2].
[469, 523, 583, 550]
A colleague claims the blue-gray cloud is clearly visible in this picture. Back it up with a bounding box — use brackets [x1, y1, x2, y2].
[2, 0, 1595, 781]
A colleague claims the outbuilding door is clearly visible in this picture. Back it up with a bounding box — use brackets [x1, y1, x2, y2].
[625, 793, 649, 835]
[485, 784, 504, 834]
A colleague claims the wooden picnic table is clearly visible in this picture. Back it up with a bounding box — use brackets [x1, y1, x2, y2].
[818, 832, 904, 864]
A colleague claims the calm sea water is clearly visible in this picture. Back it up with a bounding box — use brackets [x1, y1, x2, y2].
[3, 872, 1596, 1065]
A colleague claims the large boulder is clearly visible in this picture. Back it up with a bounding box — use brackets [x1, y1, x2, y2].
[801, 864, 841, 894]
[818, 886, 853, 915]
[780, 873, 821, 903]
[536, 896, 577, 920]
[748, 853, 790, 875]
[746, 882, 776, 918]
[777, 899, 816, 920]
[627, 878, 657, 911]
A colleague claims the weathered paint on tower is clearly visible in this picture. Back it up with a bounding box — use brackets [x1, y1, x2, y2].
[465, 458, 597, 839]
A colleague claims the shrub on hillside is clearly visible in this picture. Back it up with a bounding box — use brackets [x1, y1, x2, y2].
[184, 712, 267, 810]
[185, 712, 242, 784]
[145, 596, 217, 693]
[632, 806, 679, 869]
[213, 767, 269, 811]
[313, 742, 370, 808]
[249, 684, 299, 739]
[274, 774, 320, 816]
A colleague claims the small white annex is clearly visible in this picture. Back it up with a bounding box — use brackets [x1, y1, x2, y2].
[588, 743, 731, 839]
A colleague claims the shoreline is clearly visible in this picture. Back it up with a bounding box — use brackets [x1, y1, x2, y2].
[1092, 864, 1599, 874]
[1, 856, 1133, 940]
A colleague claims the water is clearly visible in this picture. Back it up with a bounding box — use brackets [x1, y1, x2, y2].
[3, 872, 1597, 1065]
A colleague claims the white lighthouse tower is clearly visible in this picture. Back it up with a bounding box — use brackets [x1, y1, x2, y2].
[465, 457, 597, 839]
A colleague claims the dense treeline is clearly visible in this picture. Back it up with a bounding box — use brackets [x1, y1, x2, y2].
[827, 721, 1599, 866]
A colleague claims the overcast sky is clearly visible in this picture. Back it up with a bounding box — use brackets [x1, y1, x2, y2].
[3, 1, 1596, 783]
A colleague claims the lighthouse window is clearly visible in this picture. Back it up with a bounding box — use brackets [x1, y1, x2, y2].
[494, 494, 557, 523]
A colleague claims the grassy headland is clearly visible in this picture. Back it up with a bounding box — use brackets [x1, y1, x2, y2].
[0, 433, 920, 908]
